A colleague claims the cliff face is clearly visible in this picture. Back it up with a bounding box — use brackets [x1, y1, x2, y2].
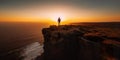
[42, 25, 120, 60]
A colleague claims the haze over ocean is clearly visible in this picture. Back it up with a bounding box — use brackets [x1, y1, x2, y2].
[0, 22, 48, 60]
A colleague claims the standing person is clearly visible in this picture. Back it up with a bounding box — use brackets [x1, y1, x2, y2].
[58, 17, 61, 26]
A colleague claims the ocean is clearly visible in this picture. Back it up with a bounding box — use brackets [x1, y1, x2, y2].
[0, 22, 49, 60]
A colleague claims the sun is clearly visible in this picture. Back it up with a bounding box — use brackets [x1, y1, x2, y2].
[50, 12, 66, 22]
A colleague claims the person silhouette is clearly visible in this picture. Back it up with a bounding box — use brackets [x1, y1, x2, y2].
[58, 17, 61, 26]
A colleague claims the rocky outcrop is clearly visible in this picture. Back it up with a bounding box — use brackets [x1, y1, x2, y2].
[42, 25, 120, 60]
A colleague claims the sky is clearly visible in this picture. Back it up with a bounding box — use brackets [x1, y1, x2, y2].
[0, 0, 120, 23]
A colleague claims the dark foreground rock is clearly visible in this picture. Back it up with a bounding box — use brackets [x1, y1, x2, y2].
[41, 25, 120, 60]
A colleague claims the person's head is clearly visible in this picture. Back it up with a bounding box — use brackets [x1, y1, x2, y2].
[59, 17, 60, 19]
[58, 17, 61, 22]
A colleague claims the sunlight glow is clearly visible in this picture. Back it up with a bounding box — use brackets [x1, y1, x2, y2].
[50, 12, 66, 22]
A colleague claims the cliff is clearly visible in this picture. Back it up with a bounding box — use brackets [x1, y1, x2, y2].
[41, 25, 120, 60]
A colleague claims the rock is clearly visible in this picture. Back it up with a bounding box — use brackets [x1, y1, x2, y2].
[41, 25, 120, 60]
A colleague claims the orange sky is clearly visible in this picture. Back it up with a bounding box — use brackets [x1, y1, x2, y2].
[0, 0, 120, 24]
